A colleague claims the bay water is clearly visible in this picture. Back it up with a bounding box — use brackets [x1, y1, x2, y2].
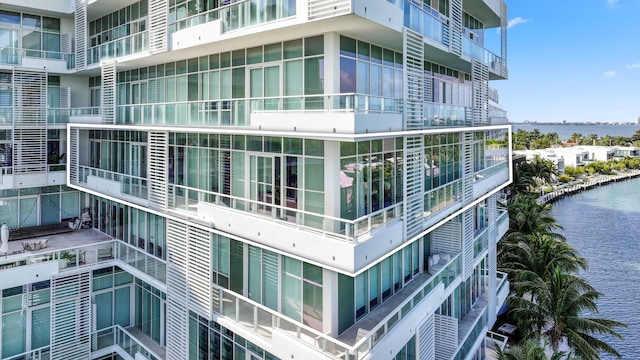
[550, 178, 640, 358]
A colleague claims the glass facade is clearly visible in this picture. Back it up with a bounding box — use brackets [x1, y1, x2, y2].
[0, 10, 61, 64]
[0, 0, 509, 357]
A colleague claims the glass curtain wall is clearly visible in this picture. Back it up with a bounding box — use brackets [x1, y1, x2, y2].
[0, 186, 81, 229]
[337, 239, 420, 333]
[0, 10, 61, 63]
[1, 281, 51, 358]
[114, 35, 323, 126]
[90, 195, 166, 259]
[339, 139, 403, 220]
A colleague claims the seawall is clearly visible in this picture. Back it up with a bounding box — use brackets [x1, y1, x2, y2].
[538, 170, 640, 204]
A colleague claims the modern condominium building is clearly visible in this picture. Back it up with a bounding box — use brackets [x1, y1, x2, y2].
[0, 0, 511, 359]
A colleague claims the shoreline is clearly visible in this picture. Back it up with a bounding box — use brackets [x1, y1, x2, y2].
[538, 170, 640, 204]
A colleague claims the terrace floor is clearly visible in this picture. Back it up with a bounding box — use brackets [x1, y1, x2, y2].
[0, 227, 113, 267]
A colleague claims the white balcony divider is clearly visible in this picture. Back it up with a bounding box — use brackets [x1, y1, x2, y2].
[149, 0, 168, 53]
[69, 127, 79, 184]
[74, 0, 86, 70]
[50, 271, 92, 360]
[462, 208, 474, 279]
[434, 314, 458, 359]
[462, 132, 474, 204]
[487, 194, 498, 324]
[431, 221, 461, 255]
[148, 131, 168, 210]
[101, 61, 116, 124]
[500, 1, 508, 78]
[165, 219, 189, 360]
[417, 312, 435, 359]
[186, 225, 212, 318]
[308, 0, 351, 20]
[403, 28, 425, 240]
[449, 0, 463, 56]
[12, 67, 48, 187]
[472, 60, 489, 126]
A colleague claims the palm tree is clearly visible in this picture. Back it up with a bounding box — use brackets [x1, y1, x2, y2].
[509, 268, 626, 359]
[530, 156, 558, 185]
[495, 339, 573, 360]
[510, 162, 536, 196]
[499, 234, 587, 296]
[505, 194, 566, 243]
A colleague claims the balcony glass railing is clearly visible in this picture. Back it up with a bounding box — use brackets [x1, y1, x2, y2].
[454, 308, 488, 359]
[463, 37, 502, 73]
[92, 325, 162, 360]
[423, 103, 470, 127]
[0, 48, 67, 66]
[403, 2, 505, 73]
[0, 106, 11, 124]
[169, 0, 296, 34]
[48, 108, 70, 124]
[473, 228, 489, 257]
[496, 271, 508, 295]
[169, 183, 402, 243]
[474, 161, 508, 181]
[496, 209, 509, 239]
[88, 31, 149, 65]
[404, 2, 447, 44]
[214, 253, 461, 360]
[116, 94, 402, 126]
[0, 239, 166, 285]
[79, 165, 148, 200]
[71, 107, 102, 116]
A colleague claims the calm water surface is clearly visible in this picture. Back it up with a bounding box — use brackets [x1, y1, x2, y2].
[550, 178, 640, 358]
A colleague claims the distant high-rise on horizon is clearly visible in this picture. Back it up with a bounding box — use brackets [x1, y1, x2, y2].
[0, 0, 511, 359]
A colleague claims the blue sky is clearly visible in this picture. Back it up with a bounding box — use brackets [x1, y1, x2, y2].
[488, 0, 640, 123]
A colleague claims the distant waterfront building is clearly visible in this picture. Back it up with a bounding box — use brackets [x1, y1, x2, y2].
[0, 0, 511, 359]
[515, 145, 640, 169]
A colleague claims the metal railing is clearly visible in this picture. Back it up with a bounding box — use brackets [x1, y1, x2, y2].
[92, 325, 163, 360]
[3, 346, 50, 360]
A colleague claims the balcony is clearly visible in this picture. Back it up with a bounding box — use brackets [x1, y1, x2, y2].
[70, 106, 103, 123]
[87, 31, 149, 65]
[213, 254, 460, 360]
[403, 2, 505, 77]
[0, 228, 166, 290]
[0, 48, 69, 73]
[79, 165, 149, 203]
[168, 0, 296, 37]
[496, 209, 508, 240]
[93, 325, 165, 360]
[115, 93, 402, 132]
[473, 161, 509, 199]
[423, 103, 470, 128]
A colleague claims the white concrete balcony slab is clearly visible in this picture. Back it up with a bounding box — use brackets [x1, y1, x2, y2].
[473, 163, 509, 199]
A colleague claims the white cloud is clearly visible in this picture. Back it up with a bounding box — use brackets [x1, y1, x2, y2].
[626, 63, 640, 69]
[507, 17, 530, 29]
[604, 70, 617, 78]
